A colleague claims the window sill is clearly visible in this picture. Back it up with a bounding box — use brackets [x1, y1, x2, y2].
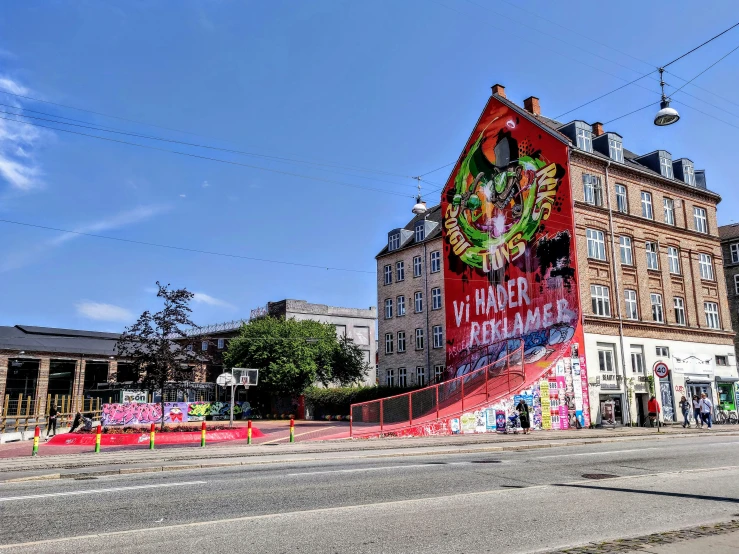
[588, 257, 609, 264]
[700, 279, 717, 285]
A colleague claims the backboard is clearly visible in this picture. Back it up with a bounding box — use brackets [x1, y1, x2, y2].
[232, 368, 259, 388]
[216, 372, 237, 387]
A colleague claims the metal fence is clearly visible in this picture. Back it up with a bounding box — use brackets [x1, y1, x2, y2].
[0, 395, 103, 434]
[350, 338, 525, 437]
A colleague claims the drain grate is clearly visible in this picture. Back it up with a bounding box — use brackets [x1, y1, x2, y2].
[471, 460, 501, 464]
[581, 473, 619, 480]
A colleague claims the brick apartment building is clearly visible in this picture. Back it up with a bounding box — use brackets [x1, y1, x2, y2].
[377, 85, 737, 426]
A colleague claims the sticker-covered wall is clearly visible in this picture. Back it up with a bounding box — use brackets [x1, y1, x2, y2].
[441, 94, 590, 430]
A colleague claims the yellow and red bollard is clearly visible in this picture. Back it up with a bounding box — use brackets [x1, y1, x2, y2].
[149, 423, 156, 450]
[31, 425, 40, 456]
[289, 417, 295, 443]
[94, 424, 102, 453]
[200, 421, 206, 448]
[247, 419, 252, 445]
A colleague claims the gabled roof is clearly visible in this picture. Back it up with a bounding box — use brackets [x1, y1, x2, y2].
[719, 224, 739, 242]
[376, 204, 443, 257]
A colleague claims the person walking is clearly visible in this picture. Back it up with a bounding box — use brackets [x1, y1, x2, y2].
[699, 393, 713, 429]
[516, 398, 531, 435]
[46, 404, 58, 438]
[647, 395, 661, 428]
[679, 395, 690, 428]
[692, 395, 701, 428]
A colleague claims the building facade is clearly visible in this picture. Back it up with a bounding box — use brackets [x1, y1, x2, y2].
[376, 205, 446, 389]
[376, 85, 737, 427]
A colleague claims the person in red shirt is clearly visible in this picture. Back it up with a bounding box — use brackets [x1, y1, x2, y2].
[648, 396, 661, 428]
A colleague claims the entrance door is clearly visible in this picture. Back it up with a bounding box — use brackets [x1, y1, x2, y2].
[688, 384, 712, 403]
[635, 393, 648, 426]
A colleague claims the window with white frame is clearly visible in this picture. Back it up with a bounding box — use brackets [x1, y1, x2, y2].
[615, 184, 628, 213]
[641, 191, 653, 219]
[386, 369, 395, 387]
[684, 164, 695, 186]
[397, 295, 406, 316]
[630, 345, 645, 373]
[576, 127, 593, 152]
[591, 285, 611, 316]
[413, 256, 422, 277]
[656, 346, 669, 357]
[609, 138, 624, 162]
[434, 365, 445, 383]
[396, 261, 404, 282]
[415, 328, 424, 350]
[385, 333, 393, 354]
[693, 207, 708, 233]
[735, 275, 739, 295]
[431, 287, 442, 310]
[398, 367, 407, 387]
[699, 253, 714, 281]
[586, 229, 606, 260]
[433, 325, 443, 348]
[674, 297, 686, 325]
[384, 298, 393, 319]
[620, 236, 633, 265]
[383, 264, 392, 285]
[217, 338, 225, 349]
[663, 198, 675, 225]
[430, 251, 441, 273]
[416, 366, 426, 387]
[660, 155, 673, 179]
[651, 293, 664, 323]
[667, 246, 680, 274]
[583, 174, 602, 206]
[624, 289, 638, 320]
[731, 243, 739, 264]
[388, 233, 400, 251]
[415, 222, 425, 242]
[201, 341, 208, 351]
[645, 241, 659, 270]
[705, 302, 720, 329]
[414, 291, 423, 313]
[397, 331, 406, 353]
[597, 343, 616, 373]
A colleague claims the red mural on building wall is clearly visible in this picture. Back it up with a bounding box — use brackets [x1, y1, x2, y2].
[442, 95, 589, 426]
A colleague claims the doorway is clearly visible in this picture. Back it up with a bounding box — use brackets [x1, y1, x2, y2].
[635, 393, 648, 426]
[688, 383, 713, 406]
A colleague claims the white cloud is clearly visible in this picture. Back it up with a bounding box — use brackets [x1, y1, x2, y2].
[76, 301, 133, 322]
[0, 76, 47, 192]
[193, 292, 236, 310]
[202, 180, 210, 188]
[179, 194, 187, 198]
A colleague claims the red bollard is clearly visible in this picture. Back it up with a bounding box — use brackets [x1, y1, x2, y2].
[94, 424, 102, 453]
[32, 425, 40, 456]
[289, 417, 295, 443]
[247, 419, 252, 445]
[149, 423, 156, 450]
[200, 421, 206, 447]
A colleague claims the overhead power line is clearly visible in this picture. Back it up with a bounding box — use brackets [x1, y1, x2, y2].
[0, 218, 376, 274]
[0, 114, 413, 198]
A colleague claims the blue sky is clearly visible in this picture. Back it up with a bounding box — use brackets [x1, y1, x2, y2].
[1, 0, 738, 331]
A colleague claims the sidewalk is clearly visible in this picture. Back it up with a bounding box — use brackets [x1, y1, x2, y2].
[1, 424, 737, 483]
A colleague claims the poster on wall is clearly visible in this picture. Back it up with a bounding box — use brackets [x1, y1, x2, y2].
[540, 380, 552, 430]
[440, 92, 588, 428]
[121, 390, 147, 403]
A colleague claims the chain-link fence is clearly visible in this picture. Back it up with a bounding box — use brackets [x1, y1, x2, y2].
[351, 338, 525, 437]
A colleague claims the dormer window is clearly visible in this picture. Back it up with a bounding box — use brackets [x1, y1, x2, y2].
[684, 163, 695, 186]
[659, 154, 673, 179]
[608, 137, 623, 163]
[576, 127, 593, 153]
[388, 232, 400, 251]
[415, 221, 425, 242]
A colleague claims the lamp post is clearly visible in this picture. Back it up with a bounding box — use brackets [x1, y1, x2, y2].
[654, 68, 680, 127]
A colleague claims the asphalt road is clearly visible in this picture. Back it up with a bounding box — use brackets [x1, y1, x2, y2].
[1, 434, 738, 553]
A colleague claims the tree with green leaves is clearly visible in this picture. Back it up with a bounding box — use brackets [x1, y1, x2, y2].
[224, 316, 367, 399]
[115, 282, 211, 429]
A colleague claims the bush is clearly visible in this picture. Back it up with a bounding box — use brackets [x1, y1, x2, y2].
[304, 386, 418, 418]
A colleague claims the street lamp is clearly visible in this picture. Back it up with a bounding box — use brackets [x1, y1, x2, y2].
[654, 68, 680, 127]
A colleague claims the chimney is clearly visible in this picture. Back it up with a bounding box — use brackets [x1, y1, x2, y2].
[523, 96, 540, 116]
[592, 122, 604, 137]
[491, 84, 506, 98]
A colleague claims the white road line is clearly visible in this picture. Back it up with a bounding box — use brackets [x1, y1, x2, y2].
[534, 448, 657, 459]
[288, 464, 436, 476]
[0, 481, 207, 502]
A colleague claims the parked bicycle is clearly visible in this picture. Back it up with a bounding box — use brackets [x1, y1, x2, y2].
[715, 406, 738, 425]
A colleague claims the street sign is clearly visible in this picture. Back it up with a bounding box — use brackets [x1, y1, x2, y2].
[654, 361, 669, 379]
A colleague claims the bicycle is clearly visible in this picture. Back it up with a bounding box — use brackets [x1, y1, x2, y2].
[715, 407, 738, 425]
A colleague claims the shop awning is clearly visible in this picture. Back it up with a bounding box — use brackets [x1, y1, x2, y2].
[685, 376, 712, 384]
[715, 377, 739, 382]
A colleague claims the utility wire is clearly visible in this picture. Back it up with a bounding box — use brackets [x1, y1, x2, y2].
[667, 43, 739, 98]
[663, 22, 739, 68]
[0, 114, 413, 198]
[0, 218, 376, 274]
[555, 71, 657, 119]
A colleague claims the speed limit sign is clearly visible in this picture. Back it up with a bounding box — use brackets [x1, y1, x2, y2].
[654, 361, 669, 379]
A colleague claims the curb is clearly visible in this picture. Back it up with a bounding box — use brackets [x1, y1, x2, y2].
[2, 433, 720, 483]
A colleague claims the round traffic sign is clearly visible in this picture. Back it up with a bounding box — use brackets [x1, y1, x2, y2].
[654, 362, 669, 379]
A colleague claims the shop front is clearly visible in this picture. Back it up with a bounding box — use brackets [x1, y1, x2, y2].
[598, 393, 624, 426]
[715, 378, 738, 415]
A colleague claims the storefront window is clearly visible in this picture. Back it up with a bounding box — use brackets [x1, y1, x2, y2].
[717, 382, 736, 411]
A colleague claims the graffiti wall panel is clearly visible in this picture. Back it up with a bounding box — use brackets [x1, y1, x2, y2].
[442, 95, 588, 425]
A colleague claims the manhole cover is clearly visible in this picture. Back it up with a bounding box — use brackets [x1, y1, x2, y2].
[582, 473, 619, 480]
[470, 460, 501, 464]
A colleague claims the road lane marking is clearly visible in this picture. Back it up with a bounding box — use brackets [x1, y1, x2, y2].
[3, 465, 738, 550]
[288, 464, 432, 476]
[534, 448, 658, 459]
[0, 480, 206, 502]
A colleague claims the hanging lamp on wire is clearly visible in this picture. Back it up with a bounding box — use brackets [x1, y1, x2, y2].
[412, 176, 427, 215]
[654, 68, 680, 126]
